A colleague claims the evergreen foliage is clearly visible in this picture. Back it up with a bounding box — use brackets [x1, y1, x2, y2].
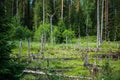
[0, 1, 25, 80]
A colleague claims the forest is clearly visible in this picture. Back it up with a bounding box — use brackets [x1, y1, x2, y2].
[0, 0, 120, 80]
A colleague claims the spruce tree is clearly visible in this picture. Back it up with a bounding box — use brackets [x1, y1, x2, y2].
[0, 1, 25, 80]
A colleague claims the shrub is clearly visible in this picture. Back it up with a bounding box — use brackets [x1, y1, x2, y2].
[62, 29, 75, 42]
[13, 26, 32, 40]
[53, 27, 61, 43]
[10, 17, 32, 40]
[34, 24, 50, 41]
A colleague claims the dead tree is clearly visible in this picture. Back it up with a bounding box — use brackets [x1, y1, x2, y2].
[47, 12, 56, 45]
[83, 53, 89, 67]
[78, 24, 81, 51]
[39, 34, 44, 56]
[91, 58, 98, 80]
[101, 0, 105, 44]
[86, 15, 89, 51]
[97, 0, 101, 48]
[27, 38, 31, 64]
[66, 36, 68, 49]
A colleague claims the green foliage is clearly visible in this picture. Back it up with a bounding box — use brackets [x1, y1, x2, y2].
[54, 19, 66, 43]
[10, 17, 32, 40]
[97, 60, 120, 80]
[33, 1, 43, 30]
[34, 24, 50, 41]
[62, 29, 75, 42]
[20, 74, 36, 80]
[14, 26, 32, 39]
[3, 58, 26, 80]
[99, 61, 112, 80]
[0, 2, 26, 79]
[53, 27, 61, 43]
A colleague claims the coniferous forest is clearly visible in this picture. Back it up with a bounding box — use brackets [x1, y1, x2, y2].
[0, 0, 120, 80]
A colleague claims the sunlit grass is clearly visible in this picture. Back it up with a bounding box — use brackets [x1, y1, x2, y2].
[12, 36, 120, 77]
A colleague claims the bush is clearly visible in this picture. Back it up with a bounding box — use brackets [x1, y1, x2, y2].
[53, 27, 62, 43]
[10, 17, 32, 40]
[13, 26, 32, 40]
[34, 24, 50, 41]
[62, 29, 75, 42]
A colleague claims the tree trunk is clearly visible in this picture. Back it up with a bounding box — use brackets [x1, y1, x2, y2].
[50, 16, 53, 44]
[43, 0, 45, 24]
[66, 36, 68, 49]
[53, 0, 55, 11]
[105, 0, 108, 41]
[114, 9, 117, 42]
[47, 12, 55, 45]
[86, 15, 89, 50]
[16, 0, 19, 17]
[61, 0, 63, 20]
[27, 38, 31, 64]
[100, 0, 104, 44]
[12, 0, 14, 16]
[97, 0, 100, 48]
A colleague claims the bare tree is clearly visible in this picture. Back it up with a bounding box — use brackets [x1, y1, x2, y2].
[47, 12, 56, 45]
[39, 34, 44, 55]
[27, 38, 31, 64]
[97, 0, 101, 48]
[100, 0, 104, 44]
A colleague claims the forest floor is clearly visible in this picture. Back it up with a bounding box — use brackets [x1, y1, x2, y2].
[12, 36, 120, 80]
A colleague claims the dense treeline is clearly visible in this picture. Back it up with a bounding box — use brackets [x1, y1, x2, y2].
[4, 0, 120, 42]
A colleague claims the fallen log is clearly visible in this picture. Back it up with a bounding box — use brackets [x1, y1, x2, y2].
[23, 69, 92, 80]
